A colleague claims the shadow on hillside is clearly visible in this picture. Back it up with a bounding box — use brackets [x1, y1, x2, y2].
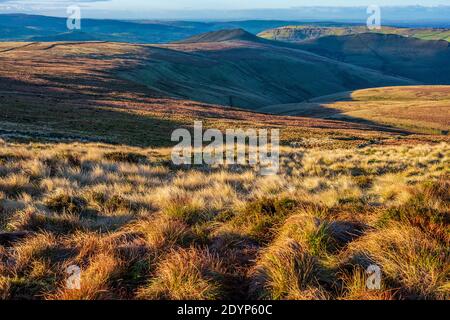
[0, 76, 187, 147]
[275, 90, 414, 135]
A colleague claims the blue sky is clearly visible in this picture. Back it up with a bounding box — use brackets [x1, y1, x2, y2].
[1, 0, 449, 10]
[1, 0, 450, 19]
[78, 0, 450, 10]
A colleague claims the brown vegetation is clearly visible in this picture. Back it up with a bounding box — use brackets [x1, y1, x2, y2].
[0, 141, 448, 300]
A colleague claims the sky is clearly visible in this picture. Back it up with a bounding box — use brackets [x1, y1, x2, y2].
[104, 0, 450, 9]
[1, 0, 450, 19]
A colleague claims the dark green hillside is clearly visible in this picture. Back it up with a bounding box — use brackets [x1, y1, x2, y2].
[119, 30, 414, 109]
[296, 33, 450, 84]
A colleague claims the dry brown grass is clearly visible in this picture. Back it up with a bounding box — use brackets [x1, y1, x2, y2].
[137, 247, 226, 300]
[249, 239, 329, 300]
[261, 86, 450, 135]
[0, 141, 448, 300]
[344, 223, 449, 300]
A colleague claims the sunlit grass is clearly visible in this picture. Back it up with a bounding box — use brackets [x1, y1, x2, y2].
[0, 140, 448, 300]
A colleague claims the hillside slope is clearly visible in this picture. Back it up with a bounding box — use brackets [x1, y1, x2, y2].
[258, 86, 450, 134]
[2, 41, 423, 148]
[119, 30, 414, 109]
[295, 33, 450, 84]
[258, 25, 450, 42]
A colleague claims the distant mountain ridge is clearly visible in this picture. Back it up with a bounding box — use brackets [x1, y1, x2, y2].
[3, 13, 450, 44]
[0, 14, 310, 43]
[258, 25, 450, 43]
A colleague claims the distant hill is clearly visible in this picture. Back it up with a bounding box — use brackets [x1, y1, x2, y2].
[2, 13, 450, 44]
[163, 20, 319, 35]
[0, 14, 191, 42]
[258, 26, 450, 43]
[118, 29, 414, 109]
[30, 31, 97, 42]
[295, 33, 450, 84]
[0, 14, 309, 43]
[177, 28, 262, 43]
[258, 86, 450, 135]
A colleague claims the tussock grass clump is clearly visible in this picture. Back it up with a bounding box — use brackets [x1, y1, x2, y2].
[275, 212, 365, 257]
[422, 175, 450, 208]
[130, 215, 195, 250]
[353, 175, 373, 189]
[137, 247, 226, 300]
[85, 191, 132, 214]
[247, 212, 348, 300]
[248, 211, 370, 300]
[0, 174, 36, 198]
[104, 152, 149, 164]
[0, 232, 72, 299]
[0, 153, 28, 164]
[43, 151, 82, 170]
[344, 223, 449, 299]
[54, 152, 81, 167]
[163, 194, 209, 225]
[228, 197, 297, 244]
[275, 213, 334, 257]
[340, 267, 394, 300]
[46, 232, 146, 299]
[0, 200, 11, 230]
[249, 239, 328, 300]
[9, 208, 84, 235]
[11, 233, 73, 273]
[101, 195, 131, 213]
[377, 177, 449, 242]
[44, 192, 86, 216]
[49, 252, 124, 300]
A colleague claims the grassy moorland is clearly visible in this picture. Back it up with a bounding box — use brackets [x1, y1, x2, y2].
[260, 86, 450, 135]
[0, 140, 448, 300]
[123, 30, 413, 109]
[0, 41, 449, 300]
[0, 41, 428, 147]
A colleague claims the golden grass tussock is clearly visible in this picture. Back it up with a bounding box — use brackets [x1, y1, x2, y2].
[48, 252, 124, 300]
[128, 214, 194, 250]
[249, 239, 329, 300]
[137, 247, 226, 300]
[344, 223, 449, 299]
[339, 267, 395, 300]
